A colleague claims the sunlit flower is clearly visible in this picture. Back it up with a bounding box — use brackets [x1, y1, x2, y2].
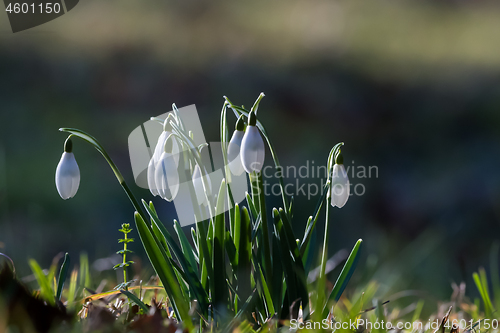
[148, 118, 180, 196]
[330, 152, 349, 208]
[154, 136, 179, 201]
[240, 111, 265, 173]
[55, 138, 80, 200]
[192, 164, 211, 206]
[227, 115, 245, 176]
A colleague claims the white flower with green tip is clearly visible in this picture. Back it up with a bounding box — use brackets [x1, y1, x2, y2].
[55, 138, 80, 200]
[240, 111, 265, 173]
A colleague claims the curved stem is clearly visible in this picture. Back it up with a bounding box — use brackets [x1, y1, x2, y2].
[59, 128, 148, 224]
[223, 99, 290, 217]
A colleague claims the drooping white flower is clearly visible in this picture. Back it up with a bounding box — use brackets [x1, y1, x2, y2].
[55, 138, 80, 200]
[227, 115, 245, 176]
[330, 152, 349, 208]
[147, 118, 180, 196]
[154, 136, 179, 201]
[147, 157, 158, 196]
[240, 111, 265, 173]
[192, 164, 211, 206]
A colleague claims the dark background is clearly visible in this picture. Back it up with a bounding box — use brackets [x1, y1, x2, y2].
[1, 0, 500, 302]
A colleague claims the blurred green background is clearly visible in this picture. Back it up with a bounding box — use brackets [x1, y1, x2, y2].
[1, 0, 500, 303]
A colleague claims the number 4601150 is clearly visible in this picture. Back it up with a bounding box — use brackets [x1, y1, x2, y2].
[5, 3, 61, 14]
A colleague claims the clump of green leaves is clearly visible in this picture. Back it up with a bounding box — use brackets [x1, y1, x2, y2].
[114, 223, 135, 291]
[58, 94, 363, 332]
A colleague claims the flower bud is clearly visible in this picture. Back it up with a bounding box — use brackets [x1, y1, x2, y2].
[147, 120, 180, 196]
[240, 111, 265, 173]
[154, 138, 180, 201]
[192, 164, 210, 206]
[330, 152, 349, 208]
[227, 115, 246, 176]
[55, 138, 80, 200]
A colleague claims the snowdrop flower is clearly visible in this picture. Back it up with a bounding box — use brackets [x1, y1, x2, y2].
[192, 164, 211, 206]
[227, 115, 245, 176]
[154, 136, 179, 201]
[148, 118, 180, 196]
[55, 138, 80, 200]
[240, 111, 265, 173]
[330, 151, 349, 208]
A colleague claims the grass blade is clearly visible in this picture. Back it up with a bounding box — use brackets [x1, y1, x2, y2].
[213, 179, 228, 311]
[323, 239, 363, 317]
[237, 206, 252, 308]
[134, 212, 192, 328]
[79, 286, 163, 303]
[67, 269, 78, 308]
[173, 220, 198, 273]
[256, 263, 275, 317]
[121, 289, 149, 313]
[56, 253, 70, 301]
[29, 259, 55, 305]
[79, 252, 91, 289]
[142, 200, 209, 313]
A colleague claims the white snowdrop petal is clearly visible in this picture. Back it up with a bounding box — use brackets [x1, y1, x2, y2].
[330, 164, 349, 208]
[147, 157, 159, 196]
[153, 131, 168, 163]
[240, 126, 265, 173]
[227, 130, 245, 176]
[154, 152, 179, 201]
[171, 138, 180, 167]
[55, 152, 80, 200]
[192, 165, 208, 206]
[154, 131, 181, 167]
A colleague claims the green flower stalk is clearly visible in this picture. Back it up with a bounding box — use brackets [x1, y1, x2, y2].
[114, 223, 134, 291]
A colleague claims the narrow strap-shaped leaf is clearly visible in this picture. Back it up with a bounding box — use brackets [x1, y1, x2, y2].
[237, 207, 252, 308]
[473, 271, 494, 318]
[191, 227, 199, 256]
[225, 232, 238, 269]
[271, 234, 283, 318]
[233, 204, 241, 256]
[271, 211, 297, 314]
[29, 259, 55, 305]
[254, 172, 272, 290]
[120, 289, 149, 313]
[134, 212, 192, 328]
[152, 222, 169, 255]
[276, 208, 309, 317]
[78, 286, 163, 303]
[322, 239, 363, 317]
[230, 289, 258, 325]
[245, 192, 258, 222]
[56, 253, 70, 301]
[251, 214, 262, 242]
[142, 200, 209, 313]
[256, 263, 275, 317]
[66, 269, 78, 308]
[300, 183, 327, 255]
[79, 252, 91, 289]
[173, 220, 198, 273]
[479, 267, 495, 315]
[213, 179, 228, 311]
